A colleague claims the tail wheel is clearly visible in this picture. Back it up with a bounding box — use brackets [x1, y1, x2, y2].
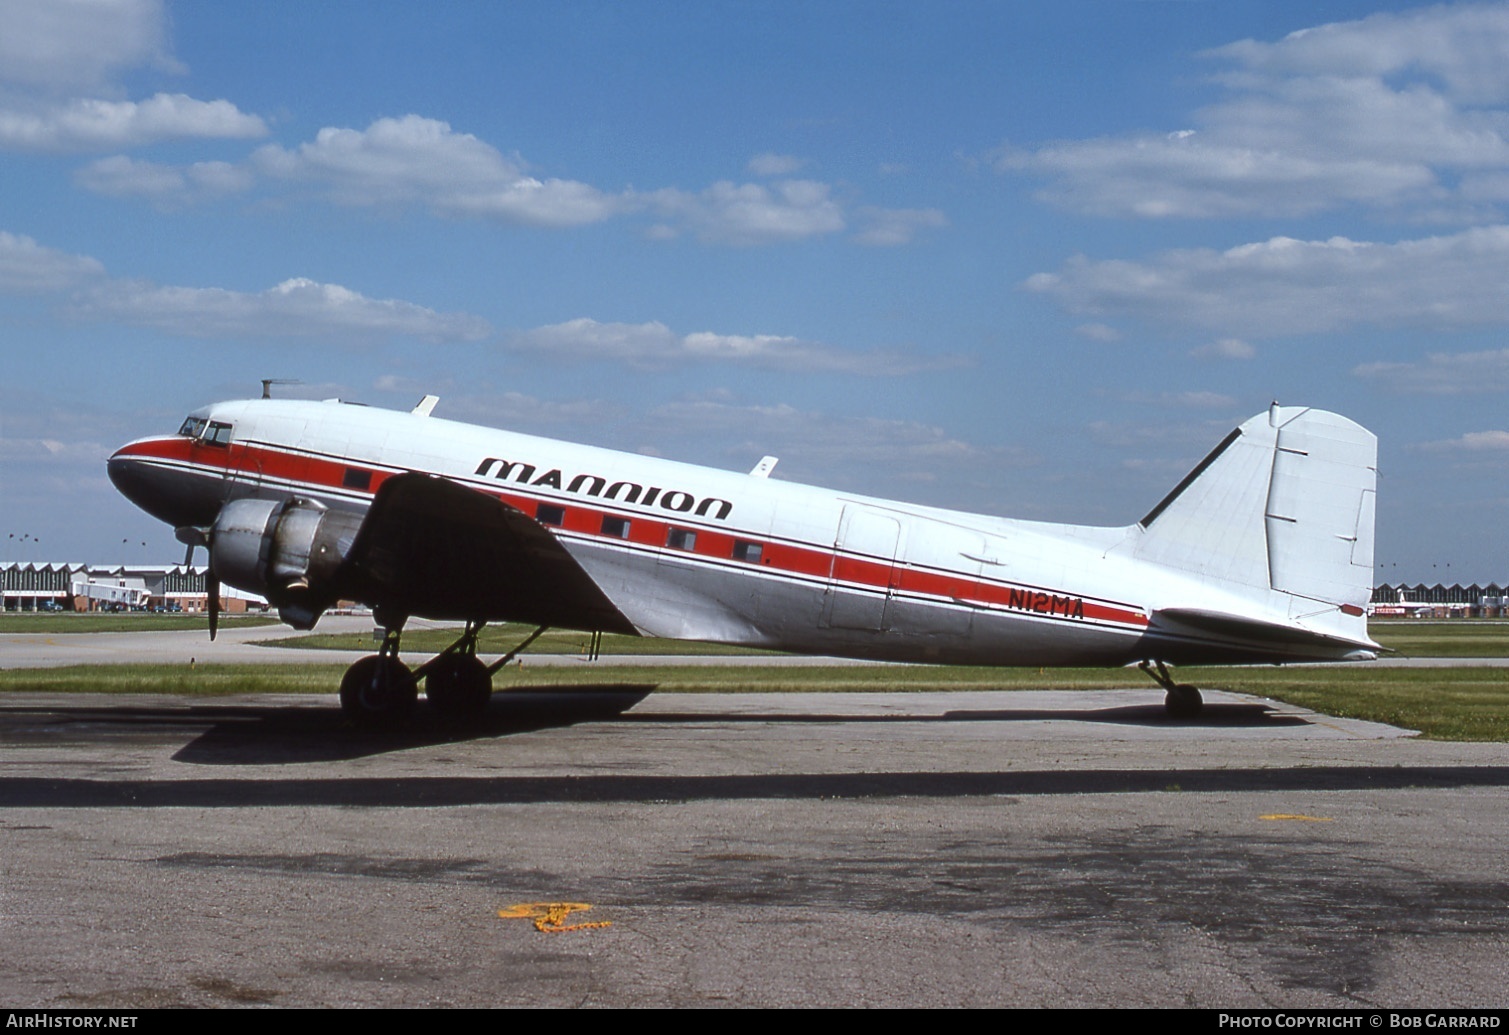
[425, 653, 492, 720]
[340, 654, 418, 727]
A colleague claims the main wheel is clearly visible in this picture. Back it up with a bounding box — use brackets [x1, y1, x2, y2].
[340, 655, 418, 727]
[425, 654, 492, 720]
[1164, 684, 1203, 719]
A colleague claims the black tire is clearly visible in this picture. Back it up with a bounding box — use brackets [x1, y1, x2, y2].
[1165, 684, 1203, 719]
[425, 653, 492, 720]
[340, 655, 418, 728]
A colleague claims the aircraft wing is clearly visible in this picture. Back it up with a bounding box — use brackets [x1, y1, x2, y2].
[340, 472, 636, 633]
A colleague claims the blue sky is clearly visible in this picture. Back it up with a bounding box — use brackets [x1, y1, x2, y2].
[2, 0, 1507, 583]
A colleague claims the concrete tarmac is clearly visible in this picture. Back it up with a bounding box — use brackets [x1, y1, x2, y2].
[2, 622, 1506, 1007]
[2, 673, 1507, 1008]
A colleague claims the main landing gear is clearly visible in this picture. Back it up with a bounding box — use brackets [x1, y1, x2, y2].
[338, 615, 551, 727]
[339, 620, 418, 727]
[1139, 659, 1203, 719]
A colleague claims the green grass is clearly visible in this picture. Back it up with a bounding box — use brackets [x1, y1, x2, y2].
[1367, 620, 1509, 658]
[4, 614, 1506, 740]
[3, 659, 1507, 741]
[1181, 665, 1509, 742]
[0, 662, 347, 695]
[0, 613, 280, 634]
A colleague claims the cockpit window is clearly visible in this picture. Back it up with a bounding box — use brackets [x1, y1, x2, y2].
[177, 416, 232, 446]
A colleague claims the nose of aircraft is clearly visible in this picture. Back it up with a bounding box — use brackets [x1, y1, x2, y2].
[108, 443, 224, 529]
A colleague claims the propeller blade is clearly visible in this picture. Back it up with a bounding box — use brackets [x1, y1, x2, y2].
[176, 524, 215, 637]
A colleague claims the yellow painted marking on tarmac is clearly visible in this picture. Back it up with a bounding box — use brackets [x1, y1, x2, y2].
[498, 902, 611, 933]
[1259, 814, 1334, 822]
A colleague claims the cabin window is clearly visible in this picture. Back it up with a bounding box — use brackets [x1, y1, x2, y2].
[666, 527, 697, 551]
[732, 539, 763, 564]
[601, 516, 631, 539]
[342, 467, 372, 491]
[204, 421, 234, 447]
[536, 503, 565, 526]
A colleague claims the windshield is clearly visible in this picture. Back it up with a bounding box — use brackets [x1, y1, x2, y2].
[176, 416, 232, 446]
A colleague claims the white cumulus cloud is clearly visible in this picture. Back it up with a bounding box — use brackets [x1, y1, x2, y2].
[1211, 4, 1509, 104]
[0, 231, 105, 293]
[1000, 4, 1509, 220]
[1074, 322, 1122, 343]
[76, 276, 492, 343]
[647, 180, 846, 245]
[0, 2, 266, 154]
[252, 115, 624, 227]
[639, 396, 1034, 491]
[1117, 391, 1239, 410]
[1354, 348, 1509, 395]
[851, 206, 948, 247]
[1026, 226, 1509, 338]
[0, 93, 267, 151]
[0, 0, 177, 92]
[1452, 430, 1509, 449]
[66, 109, 940, 247]
[388, 387, 626, 431]
[747, 153, 806, 176]
[74, 155, 254, 202]
[510, 317, 964, 375]
[1190, 337, 1256, 360]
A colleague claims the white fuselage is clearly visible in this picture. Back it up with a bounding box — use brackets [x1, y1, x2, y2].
[109, 397, 1374, 667]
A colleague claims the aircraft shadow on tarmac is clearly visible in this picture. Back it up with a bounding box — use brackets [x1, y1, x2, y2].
[172, 685, 660, 764]
[10, 690, 1509, 808]
[0, 686, 652, 765]
[9, 765, 1509, 810]
[679, 702, 1306, 728]
[174, 695, 1305, 764]
[0, 689, 1308, 767]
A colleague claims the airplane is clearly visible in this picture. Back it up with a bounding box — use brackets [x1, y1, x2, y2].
[1368, 587, 1435, 618]
[108, 395, 1380, 725]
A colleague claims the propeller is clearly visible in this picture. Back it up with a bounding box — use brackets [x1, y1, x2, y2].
[175, 524, 218, 641]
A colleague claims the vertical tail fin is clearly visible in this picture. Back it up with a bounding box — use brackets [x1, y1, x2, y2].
[1133, 405, 1377, 616]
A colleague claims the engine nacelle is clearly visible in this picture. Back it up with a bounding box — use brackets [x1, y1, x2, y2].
[209, 497, 365, 628]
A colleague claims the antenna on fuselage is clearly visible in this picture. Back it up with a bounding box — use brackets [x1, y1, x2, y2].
[260, 378, 302, 399]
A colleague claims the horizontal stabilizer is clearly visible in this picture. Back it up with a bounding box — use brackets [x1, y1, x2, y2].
[1153, 607, 1378, 656]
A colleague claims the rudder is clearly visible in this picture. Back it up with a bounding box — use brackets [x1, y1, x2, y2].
[1133, 405, 1377, 611]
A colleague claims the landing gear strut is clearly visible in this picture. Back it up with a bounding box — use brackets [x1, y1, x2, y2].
[415, 620, 492, 721]
[1139, 659, 1203, 719]
[340, 615, 418, 727]
[338, 618, 552, 727]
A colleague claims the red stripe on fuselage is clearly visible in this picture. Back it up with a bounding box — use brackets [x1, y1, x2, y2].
[125, 437, 1150, 631]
